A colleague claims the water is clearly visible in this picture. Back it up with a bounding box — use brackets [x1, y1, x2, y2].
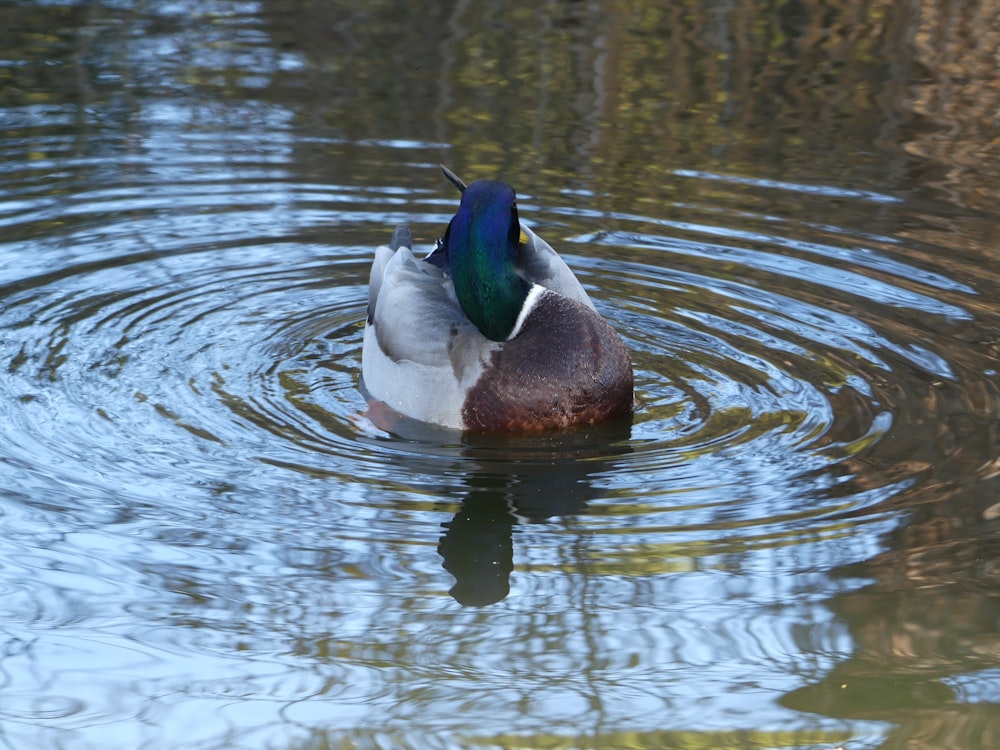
[2, 1, 1000, 748]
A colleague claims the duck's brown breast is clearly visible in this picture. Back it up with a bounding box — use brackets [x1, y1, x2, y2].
[461, 291, 633, 432]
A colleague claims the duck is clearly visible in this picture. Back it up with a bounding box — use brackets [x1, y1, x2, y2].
[361, 166, 633, 433]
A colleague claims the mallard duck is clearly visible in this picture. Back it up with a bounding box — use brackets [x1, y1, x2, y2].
[361, 166, 633, 432]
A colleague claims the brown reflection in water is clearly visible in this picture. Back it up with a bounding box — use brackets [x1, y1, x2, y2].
[783, 474, 1000, 749]
[904, 1, 1000, 207]
[823, 373, 1000, 512]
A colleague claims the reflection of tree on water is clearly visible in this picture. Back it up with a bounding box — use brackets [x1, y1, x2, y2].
[438, 422, 632, 606]
[783, 473, 1000, 748]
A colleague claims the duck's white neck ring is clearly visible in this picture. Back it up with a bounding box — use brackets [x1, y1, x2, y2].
[506, 283, 546, 341]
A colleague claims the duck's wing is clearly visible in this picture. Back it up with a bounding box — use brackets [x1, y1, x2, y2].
[363, 230, 499, 428]
[516, 225, 596, 311]
[369, 245, 462, 367]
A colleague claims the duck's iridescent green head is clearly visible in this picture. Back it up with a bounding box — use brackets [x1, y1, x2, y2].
[443, 180, 530, 341]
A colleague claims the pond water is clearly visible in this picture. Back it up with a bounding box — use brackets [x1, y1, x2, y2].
[2, 1, 1000, 748]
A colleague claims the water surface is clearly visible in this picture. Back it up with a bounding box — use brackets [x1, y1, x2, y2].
[2, 1, 1000, 748]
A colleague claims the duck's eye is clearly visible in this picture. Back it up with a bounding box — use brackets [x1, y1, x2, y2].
[509, 205, 526, 247]
[512, 204, 528, 245]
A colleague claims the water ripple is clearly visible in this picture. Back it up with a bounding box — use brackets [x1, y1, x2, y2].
[4, 0, 999, 746]
[0, 130, 994, 749]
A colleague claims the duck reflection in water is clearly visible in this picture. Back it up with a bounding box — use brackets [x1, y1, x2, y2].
[362, 363, 632, 607]
[437, 422, 632, 607]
